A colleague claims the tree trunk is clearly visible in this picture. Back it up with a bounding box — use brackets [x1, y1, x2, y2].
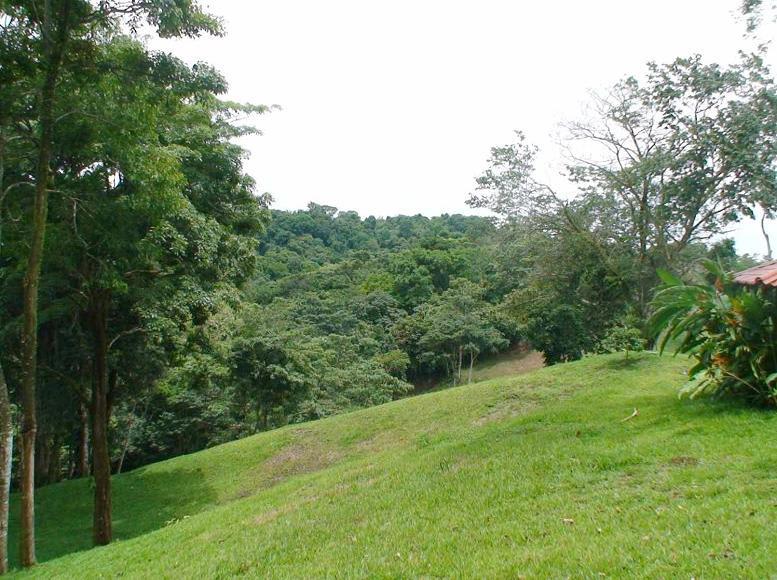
[115, 437, 128, 476]
[116, 401, 139, 476]
[0, 131, 6, 252]
[0, 364, 13, 575]
[76, 401, 89, 478]
[19, 0, 73, 566]
[253, 407, 262, 434]
[0, 125, 12, 577]
[468, 352, 475, 384]
[90, 293, 112, 546]
[457, 346, 463, 385]
[35, 435, 50, 487]
[47, 436, 61, 484]
[761, 213, 773, 261]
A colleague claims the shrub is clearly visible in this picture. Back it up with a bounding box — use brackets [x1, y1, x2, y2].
[594, 325, 646, 356]
[649, 260, 777, 406]
[526, 305, 587, 365]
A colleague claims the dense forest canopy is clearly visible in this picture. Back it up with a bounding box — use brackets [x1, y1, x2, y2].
[2, 195, 756, 482]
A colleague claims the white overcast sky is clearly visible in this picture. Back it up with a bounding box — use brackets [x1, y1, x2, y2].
[151, 0, 777, 257]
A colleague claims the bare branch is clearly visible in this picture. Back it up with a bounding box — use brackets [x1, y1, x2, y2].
[108, 327, 144, 351]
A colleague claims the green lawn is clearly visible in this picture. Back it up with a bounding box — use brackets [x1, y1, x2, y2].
[10, 353, 777, 578]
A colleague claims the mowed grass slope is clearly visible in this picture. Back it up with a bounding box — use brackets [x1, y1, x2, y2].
[11, 353, 777, 578]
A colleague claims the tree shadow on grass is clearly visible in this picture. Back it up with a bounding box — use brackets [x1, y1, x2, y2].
[8, 465, 216, 567]
[681, 394, 777, 418]
[598, 353, 647, 370]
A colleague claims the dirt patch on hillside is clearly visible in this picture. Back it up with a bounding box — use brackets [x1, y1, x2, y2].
[472, 392, 543, 427]
[252, 507, 286, 526]
[232, 436, 344, 501]
[471, 348, 545, 383]
[264, 442, 343, 486]
[668, 456, 699, 467]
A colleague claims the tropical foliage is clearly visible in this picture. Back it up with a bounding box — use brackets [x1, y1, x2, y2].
[650, 261, 777, 406]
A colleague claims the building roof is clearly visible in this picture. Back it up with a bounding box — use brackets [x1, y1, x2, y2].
[734, 260, 777, 287]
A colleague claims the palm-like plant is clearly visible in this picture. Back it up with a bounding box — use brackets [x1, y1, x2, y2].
[650, 260, 777, 406]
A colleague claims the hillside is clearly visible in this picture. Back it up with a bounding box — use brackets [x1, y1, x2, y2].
[11, 353, 777, 578]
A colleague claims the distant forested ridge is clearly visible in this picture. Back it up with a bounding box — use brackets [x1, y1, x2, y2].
[117, 206, 518, 472]
[1, 200, 758, 482]
[115, 201, 760, 474]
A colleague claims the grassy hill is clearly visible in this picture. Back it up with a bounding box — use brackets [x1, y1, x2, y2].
[10, 353, 777, 578]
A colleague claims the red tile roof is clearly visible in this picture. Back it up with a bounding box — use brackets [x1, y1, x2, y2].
[734, 260, 777, 287]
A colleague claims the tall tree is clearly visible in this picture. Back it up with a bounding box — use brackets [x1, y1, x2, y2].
[0, 10, 35, 569]
[3, 0, 222, 564]
[43, 37, 268, 544]
[564, 54, 777, 309]
[470, 54, 777, 321]
[17, 0, 73, 566]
